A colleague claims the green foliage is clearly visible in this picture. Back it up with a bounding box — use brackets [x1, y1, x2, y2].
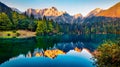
[12, 12, 19, 28]
[28, 21, 36, 31]
[36, 20, 46, 35]
[36, 18, 56, 35]
[17, 19, 29, 29]
[7, 33, 11, 36]
[0, 12, 12, 30]
[12, 30, 17, 33]
[0, 9, 37, 31]
[16, 32, 20, 36]
[47, 21, 54, 33]
[94, 40, 120, 67]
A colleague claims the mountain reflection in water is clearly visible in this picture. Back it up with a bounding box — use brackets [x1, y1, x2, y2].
[0, 49, 94, 67]
[26, 42, 83, 58]
[0, 34, 119, 67]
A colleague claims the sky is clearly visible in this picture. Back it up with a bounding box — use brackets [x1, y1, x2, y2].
[0, 0, 120, 16]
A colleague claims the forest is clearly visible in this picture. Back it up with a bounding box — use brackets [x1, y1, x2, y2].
[0, 11, 120, 35]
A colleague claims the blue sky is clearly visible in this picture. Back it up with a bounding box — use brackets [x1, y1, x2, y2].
[0, 0, 120, 16]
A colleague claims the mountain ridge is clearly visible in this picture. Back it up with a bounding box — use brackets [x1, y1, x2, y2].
[96, 2, 120, 18]
[1, 1, 120, 24]
[25, 7, 83, 23]
[86, 8, 102, 18]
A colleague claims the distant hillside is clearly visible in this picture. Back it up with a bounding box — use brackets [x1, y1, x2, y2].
[96, 2, 120, 18]
[83, 2, 120, 23]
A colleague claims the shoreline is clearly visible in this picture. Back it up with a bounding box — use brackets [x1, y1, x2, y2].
[0, 30, 36, 38]
[0, 30, 119, 39]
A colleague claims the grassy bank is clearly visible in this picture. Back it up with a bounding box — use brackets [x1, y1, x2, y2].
[0, 30, 36, 38]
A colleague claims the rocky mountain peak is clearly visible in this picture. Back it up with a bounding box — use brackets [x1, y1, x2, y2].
[50, 7, 58, 11]
[74, 13, 83, 19]
[43, 7, 65, 16]
[86, 8, 102, 18]
[94, 8, 102, 12]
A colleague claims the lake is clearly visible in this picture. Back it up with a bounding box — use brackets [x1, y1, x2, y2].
[0, 34, 120, 67]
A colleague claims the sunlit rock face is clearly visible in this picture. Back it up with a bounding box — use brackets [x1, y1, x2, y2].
[25, 7, 66, 19]
[73, 13, 83, 19]
[25, 7, 83, 24]
[43, 7, 65, 17]
[72, 13, 83, 23]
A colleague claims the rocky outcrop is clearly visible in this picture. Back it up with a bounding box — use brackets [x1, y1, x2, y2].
[73, 13, 83, 23]
[25, 7, 83, 24]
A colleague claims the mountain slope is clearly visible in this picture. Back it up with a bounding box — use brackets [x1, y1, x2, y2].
[25, 7, 66, 19]
[73, 13, 83, 23]
[0, 2, 13, 19]
[11, 7, 22, 14]
[83, 2, 120, 23]
[96, 2, 120, 18]
[0, 2, 12, 13]
[0, 2, 34, 31]
[25, 7, 83, 24]
[86, 8, 102, 18]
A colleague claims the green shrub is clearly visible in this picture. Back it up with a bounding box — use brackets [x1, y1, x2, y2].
[7, 33, 11, 36]
[16, 33, 20, 36]
[94, 41, 120, 67]
[12, 30, 16, 33]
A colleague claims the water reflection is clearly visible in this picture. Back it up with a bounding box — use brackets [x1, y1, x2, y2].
[0, 34, 120, 66]
[0, 49, 94, 67]
[26, 49, 65, 58]
[25, 41, 83, 58]
[26, 47, 81, 58]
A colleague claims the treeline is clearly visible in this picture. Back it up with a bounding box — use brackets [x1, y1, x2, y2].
[79, 21, 120, 34]
[0, 11, 61, 35]
[0, 12, 37, 31]
[49, 21, 120, 34]
[35, 17, 61, 35]
[0, 2, 120, 35]
[0, 11, 120, 35]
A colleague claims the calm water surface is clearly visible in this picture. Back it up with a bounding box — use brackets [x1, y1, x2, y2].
[0, 34, 119, 67]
